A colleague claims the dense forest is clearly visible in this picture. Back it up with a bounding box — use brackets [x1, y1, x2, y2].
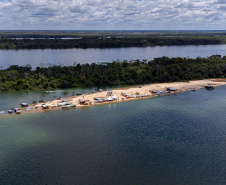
[0, 55, 226, 92]
[1, 30, 226, 49]
[0, 36, 223, 49]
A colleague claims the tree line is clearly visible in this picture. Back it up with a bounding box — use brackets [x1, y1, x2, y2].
[0, 55, 226, 91]
[0, 36, 222, 49]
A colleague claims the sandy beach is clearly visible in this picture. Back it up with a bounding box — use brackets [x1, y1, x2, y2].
[25, 78, 226, 113]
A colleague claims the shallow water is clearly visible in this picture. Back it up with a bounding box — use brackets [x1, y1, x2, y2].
[0, 85, 126, 111]
[0, 86, 226, 184]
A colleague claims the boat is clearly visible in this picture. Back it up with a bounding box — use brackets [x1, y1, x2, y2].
[79, 99, 90, 105]
[41, 103, 49, 109]
[21, 103, 29, 107]
[14, 108, 21, 114]
[204, 84, 214, 89]
[62, 105, 71, 109]
[151, 90, 158, 93]
[8, 109, 13, 114]
[0, 111, 5, 115]
[112, 95, 118, 100]
[70, 103, 76, 107]
[25, 107, 31, 111]
[106, 97, 114, 101]
[51, 104, 57, 108]
[44, 91, 56, 93]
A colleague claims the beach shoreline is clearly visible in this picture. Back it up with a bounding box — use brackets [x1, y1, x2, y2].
[2, 79, 226, 116]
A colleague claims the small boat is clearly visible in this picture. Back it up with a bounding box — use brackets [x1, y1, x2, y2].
[41, 103, 49, 109]
[79, 99, 90, 105]
[21, 103, 29, 107]
[0, 111, 5, 115]
[44, 91, 56, 93]
[14, 108, 21, 114]
[151, 90, 158, 93]
[51, 104, 57, 108]
[25, 107, 31, 111]
[70, 103, 76, 107]
[8, 110, 13, 114]
[106, 97, 114, 101]
[192, 88, 196, 91]
[204, 85, 214, 90]
[62, 105, 71, 109]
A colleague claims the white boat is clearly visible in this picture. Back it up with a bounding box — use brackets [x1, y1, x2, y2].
[106, 97, 114, 101]
[14, 108, 21, 114]
[0, 111, 5, 115]
[8, 109, 13, 114]
[21, 103, 29, 107]
[25, 107, 31, 111]
[44, 91, 56, 93]
[41, 103, 49, 109]
[51, 104, 57, 108]
[112, 95, 118, 100]
[70, 103, 76, 107]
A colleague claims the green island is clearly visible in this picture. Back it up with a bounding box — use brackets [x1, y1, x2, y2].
[1, 55, 226, 92]
[1, 30, 226, 49]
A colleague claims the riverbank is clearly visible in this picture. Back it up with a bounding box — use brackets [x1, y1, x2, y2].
[1, 79, 226, 116]
[32, 79, 226, 112]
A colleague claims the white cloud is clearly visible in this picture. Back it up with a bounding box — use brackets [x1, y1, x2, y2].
[0, 0, 225, 30]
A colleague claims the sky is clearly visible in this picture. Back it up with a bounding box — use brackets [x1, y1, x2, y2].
[0, 0, 226, 30]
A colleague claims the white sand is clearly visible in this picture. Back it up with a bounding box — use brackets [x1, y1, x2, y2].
[29, 79, 226, 112]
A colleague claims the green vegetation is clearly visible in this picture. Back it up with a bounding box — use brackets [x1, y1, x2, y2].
[0, 36, 223, 49]
[1, 55, 226, 92]
[0, 30, 226, 49]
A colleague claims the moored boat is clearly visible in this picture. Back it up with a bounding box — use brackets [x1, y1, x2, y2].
[70, 103, 76, 107]
[0, 111, 5, 115]
[21, 103, 29, 107]
[8, 109, 13, 114]
[62, 105, 71, 109]
[14, 108, 21, 114]
[204, 84, 214, 89]
[41, 103, 49, 109]
[25, 107, 31, 111]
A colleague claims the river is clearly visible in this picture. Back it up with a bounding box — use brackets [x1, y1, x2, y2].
[0, 44, 226, 68]
[0, 86, 226, 184]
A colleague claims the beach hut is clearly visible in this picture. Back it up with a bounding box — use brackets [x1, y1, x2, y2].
[166, 87, 179, 92]
[150, 89, 158, 93]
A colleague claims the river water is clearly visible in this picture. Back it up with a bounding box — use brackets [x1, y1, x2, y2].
[1, 44, 226, 68]
[0, 86, 225, 184]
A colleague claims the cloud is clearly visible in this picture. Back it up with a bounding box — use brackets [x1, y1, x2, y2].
[0, 0, 225, 30]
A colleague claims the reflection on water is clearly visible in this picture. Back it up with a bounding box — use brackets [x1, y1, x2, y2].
[0, 86, 226, 184]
